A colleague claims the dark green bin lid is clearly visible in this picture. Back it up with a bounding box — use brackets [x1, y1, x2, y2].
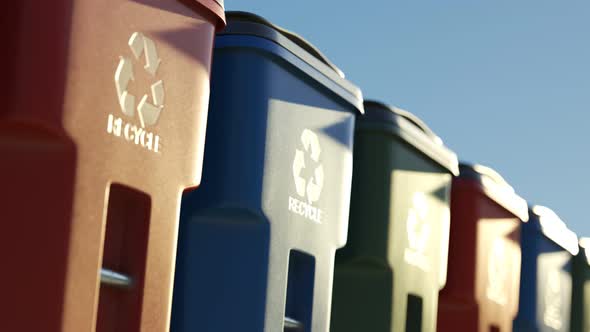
[579, 238, 590, 266]
[360, 100, 459, 175]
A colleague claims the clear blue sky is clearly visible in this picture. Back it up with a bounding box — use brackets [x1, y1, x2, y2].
[226, 0, 590, 236]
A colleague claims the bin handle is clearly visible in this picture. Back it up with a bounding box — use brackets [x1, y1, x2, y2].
[284, 317, 303, 331]
[100, 268, 133, 289]
[226, 11, 345, 78]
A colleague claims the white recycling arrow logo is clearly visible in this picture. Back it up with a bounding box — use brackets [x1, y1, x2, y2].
[406, 192, 431, 254]
[114, 32, 164, 128]
[292, 129, 324, 204]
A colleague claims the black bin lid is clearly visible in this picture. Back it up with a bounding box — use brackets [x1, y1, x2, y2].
[361, 100, 459, 175]
[219, 11, 364, 114]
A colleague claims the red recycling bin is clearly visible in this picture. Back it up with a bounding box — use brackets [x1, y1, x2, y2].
[0, 1, 224, 331]
[437, 164, 528, 332]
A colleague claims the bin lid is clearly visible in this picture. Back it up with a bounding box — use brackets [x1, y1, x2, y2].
[218, 11, 364, 114]
[531, 205, 579, 255]
[459, 163, 529, 221]
[579, 238, 590, 266]
[361, 100, 459, 175]
[194, 0, 226, 29]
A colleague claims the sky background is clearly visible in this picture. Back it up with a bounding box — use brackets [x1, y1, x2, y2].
[226, 0, 590, 236]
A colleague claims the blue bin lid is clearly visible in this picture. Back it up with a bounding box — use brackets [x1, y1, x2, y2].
[219, 11, 364, 114]
[360, 100, 459, 175]
[458, 163, 529, 221]
[530, 205, 579, 255]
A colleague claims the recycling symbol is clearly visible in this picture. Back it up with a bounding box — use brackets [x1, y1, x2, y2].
[114, 32, 164, 128]
[292, 129, 324, 204]
[406, 192, 431, 253]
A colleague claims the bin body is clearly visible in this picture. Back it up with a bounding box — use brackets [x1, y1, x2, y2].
[1, 1, 224, 331]
[172, 12, 364, 332]
[513, 206, 578, 332]
[570, 242, 590, 332]
[437, 164, 528, 332]
[330, 101, 458, 332]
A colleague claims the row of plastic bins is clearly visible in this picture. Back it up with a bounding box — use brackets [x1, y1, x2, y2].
[3, 3, 589, 332]
[172, 11, 590, 332]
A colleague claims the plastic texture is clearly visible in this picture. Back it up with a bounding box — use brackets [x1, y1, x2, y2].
[513, 206, 576, 332]
[330, 100, 458, 332]
[438, 164, 527, 332]
[171, 12, 363, 332]
[1, 1, 223, 331]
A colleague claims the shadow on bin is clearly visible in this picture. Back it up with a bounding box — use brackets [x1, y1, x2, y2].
[172, 12, 364, 332]
[437, 164, 528, 332]
[1, 1, 225, 331]
[513, 206, 578, 332]
[330, 101, 459, 332]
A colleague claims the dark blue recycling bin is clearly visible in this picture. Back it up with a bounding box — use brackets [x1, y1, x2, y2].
[513, 205, 578, 332]
[171, 12, 364, 332]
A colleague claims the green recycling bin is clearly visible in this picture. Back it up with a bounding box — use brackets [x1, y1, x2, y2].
[330, 101, 459, 332]
[571, 238, 590, 332]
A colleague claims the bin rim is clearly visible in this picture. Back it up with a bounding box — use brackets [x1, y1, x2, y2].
[217, 11, 364, 114]
[222, 11, 343, 76]
[359, 100, 459, 175]
[363, 100, 442, 140]
[458, 163, 529, 221]
[193, 0, 226, 29]
[531, 205, 579, 255]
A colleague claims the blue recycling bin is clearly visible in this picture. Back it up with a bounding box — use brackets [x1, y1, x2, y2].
[171, 12, 364, 332]
[513, 205, 578, 332]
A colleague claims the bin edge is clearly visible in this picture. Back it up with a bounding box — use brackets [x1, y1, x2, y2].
[457, 163, 529, 222]
[531, 205, 579, 255]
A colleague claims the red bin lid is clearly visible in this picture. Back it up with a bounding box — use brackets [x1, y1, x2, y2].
[194, 0, 226, 29]
[458, 163, 529, 222]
